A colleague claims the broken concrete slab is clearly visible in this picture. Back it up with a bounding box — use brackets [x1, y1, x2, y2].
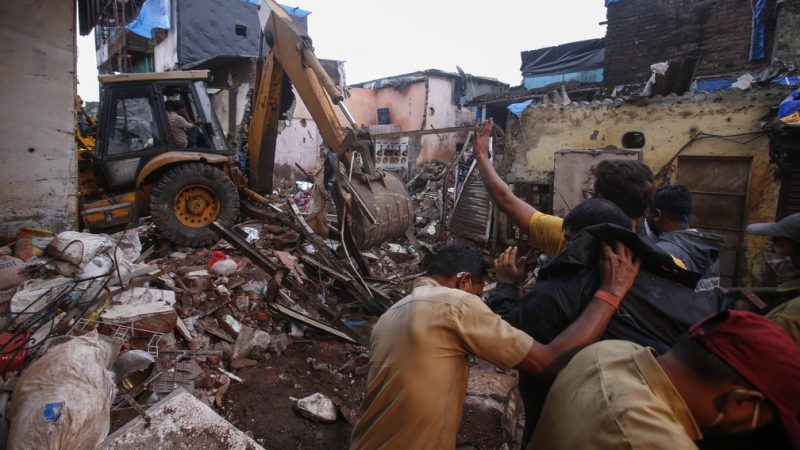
[112, 287, 176, 305]
[295, 392, 337, 423]
[232, 326, 272, 361]
[100, 287, 178, 334]
[102, 388, 264, 450]
[99, 306, 177, 335]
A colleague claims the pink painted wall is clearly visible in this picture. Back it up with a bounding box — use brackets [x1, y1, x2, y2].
[344, 77, 472, 165]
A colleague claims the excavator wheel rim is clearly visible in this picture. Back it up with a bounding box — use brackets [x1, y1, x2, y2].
[173, 184, 220, 228]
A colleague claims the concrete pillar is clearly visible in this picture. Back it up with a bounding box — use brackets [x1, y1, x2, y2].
[0, 0, 79, 238]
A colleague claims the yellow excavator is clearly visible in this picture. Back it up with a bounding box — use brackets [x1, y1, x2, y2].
[78, 0, 413, 254]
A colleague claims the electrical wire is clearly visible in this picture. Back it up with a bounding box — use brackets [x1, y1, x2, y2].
[654, 130, 767, 182]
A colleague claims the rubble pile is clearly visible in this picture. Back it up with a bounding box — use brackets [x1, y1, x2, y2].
[0, 191, 437, 448]
[0, 175, 520, 448]
[407, 161, 448, 243]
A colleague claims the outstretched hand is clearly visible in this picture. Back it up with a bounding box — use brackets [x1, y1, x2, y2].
[599, 241, 641, 299]
[473, 118, 493, 161]
[494, 246, 526, 284]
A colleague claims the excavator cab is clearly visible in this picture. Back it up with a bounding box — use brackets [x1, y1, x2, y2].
[80, 71, 239, 246]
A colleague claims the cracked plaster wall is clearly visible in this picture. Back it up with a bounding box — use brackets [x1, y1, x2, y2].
[503, 88, 792, 284]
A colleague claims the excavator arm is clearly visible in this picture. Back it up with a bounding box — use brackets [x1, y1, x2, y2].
[249, 0, 359, 193]
[248, 0, 414, 265]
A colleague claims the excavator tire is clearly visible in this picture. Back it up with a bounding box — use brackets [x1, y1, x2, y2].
[150, 163, 239, 247]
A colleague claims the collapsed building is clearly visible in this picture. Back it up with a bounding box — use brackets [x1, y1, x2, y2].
[0, 0, 799, 448]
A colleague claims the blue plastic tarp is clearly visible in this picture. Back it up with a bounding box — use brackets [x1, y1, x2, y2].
[778, 89, 800, 121]
[694, 78, 736, 93]
[508, 100, 534, 118]
[242, 0, 312, 17]
[773, 76, 800, 86]
[280, 3, 311, 17]
[750, 0, 767, 61]
[127, 0, 170, 38]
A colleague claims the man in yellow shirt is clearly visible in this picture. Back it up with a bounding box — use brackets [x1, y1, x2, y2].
[529, 310, 800, 450]
[473, 118, 655, 259]
[350, 242, 640, 450]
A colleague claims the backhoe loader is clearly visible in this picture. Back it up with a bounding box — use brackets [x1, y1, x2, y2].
[78, 0, 413, 254]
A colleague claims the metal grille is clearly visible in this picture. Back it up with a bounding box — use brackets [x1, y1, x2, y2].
[449, 160, 494, 243]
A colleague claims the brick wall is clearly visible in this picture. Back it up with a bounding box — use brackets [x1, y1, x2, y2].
[604, 0, 776, 88]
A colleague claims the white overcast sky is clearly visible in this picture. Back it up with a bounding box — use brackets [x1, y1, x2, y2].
[77, 0, 608, 102]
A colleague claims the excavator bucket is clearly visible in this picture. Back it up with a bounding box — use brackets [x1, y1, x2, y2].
[340, 170, 414, 250]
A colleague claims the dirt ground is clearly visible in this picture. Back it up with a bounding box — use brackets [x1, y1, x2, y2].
[223, 340, 518, 450]
[223, 339, 367, 449]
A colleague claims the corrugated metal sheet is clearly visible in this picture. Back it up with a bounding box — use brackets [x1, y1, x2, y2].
[448, 160, 493, 243]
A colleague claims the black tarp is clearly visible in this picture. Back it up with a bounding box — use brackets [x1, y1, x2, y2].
[520, 38, 605, 77]
[486, 223, 726, 447]
[176, 0, 308, 68]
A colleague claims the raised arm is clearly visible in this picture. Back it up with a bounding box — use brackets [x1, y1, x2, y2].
[474, 118, 536, 231]
[514, 241, 641, 375]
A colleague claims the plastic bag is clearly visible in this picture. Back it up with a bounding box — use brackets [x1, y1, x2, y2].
[8, 334, 116, 450]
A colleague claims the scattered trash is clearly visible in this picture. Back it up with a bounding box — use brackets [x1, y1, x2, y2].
[208, 251, 239, 276]
[0, 182, 429, 447]
[240, 227, 261, 244]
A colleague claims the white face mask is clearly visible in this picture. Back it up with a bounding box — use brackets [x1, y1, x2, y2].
[765, 249, 800, 278]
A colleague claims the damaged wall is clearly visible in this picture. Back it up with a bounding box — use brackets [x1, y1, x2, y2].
[272, 88, 323, 190]
[604, 0, 777, 88]
[0, 0, 78, 238]
[345, 75, 489, 166]
[503, 88, 791, 285]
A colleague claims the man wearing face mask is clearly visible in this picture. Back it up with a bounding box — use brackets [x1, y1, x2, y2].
[527, 310, 800, 450]
[746, 213, 800, 344]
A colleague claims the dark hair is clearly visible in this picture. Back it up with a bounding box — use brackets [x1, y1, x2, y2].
[653, 184, 692, 222]
[592, 160, 655, 219]
[426, 243, 489, 281]
[672, 334, 752, 387]
[164, 100, 175, 112]
[563, 198, 631, 235]
[172, 99, 186, 111]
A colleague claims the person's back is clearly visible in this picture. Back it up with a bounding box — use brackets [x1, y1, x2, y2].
[529, 340, 702, 450]
[528, 311, 800, 450]
[351, 245, 536, 450]
[351, 278, 528, 449]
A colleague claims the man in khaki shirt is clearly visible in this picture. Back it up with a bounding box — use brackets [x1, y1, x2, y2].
[529, 310, 800, 450]
[351, 242, 641, 450]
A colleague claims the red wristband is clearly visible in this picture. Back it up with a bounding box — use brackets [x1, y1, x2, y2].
[594, 289, 622, 309]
